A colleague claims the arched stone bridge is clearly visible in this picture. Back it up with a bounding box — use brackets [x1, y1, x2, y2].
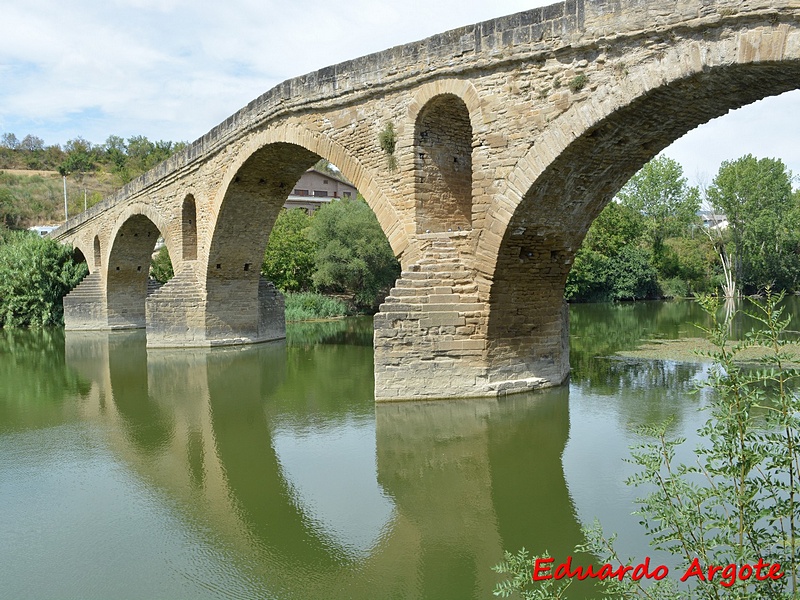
[52, 0, 800, 400]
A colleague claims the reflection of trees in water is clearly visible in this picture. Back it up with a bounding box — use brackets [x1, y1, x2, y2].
[0, 328, 90, 429]
[286, 316, 373, 347]
[569, 301, 707, 377]
[570, 298, 800, 379]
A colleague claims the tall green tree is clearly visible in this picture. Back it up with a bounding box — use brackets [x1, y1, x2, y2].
[566, 201, 659, 302]
[309, 197, 399, 311]
[617, 156, 700, 268]
[262, 208, 316, 292]
[706, 155, 800, 293]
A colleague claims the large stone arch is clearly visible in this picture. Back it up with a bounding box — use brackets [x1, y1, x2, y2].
[201, 125, 414, 345]
[106, 203, 175, 329]
[208, 125, 409, 263]
[479, 21, 800, 386]
[203, 140, 316, 343]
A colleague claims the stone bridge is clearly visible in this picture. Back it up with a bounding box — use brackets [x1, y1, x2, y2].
[52, 0, 800, 400]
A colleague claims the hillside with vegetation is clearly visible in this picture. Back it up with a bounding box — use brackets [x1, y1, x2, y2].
[0, 133, 186, 228]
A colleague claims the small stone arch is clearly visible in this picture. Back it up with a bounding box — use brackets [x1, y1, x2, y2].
[182, 194, 198, 261]
[93, 235, 101, 269]
[106, 205, 173, 329]
[413, 93, 474, 233]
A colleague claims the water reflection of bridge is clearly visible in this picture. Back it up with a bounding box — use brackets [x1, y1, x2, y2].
[65, 328, 587, 598]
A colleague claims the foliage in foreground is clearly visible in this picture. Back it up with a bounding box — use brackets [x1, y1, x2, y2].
[0, 228, 88, 327]
[494, 291, 800, 598]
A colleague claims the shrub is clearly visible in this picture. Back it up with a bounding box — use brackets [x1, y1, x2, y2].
[0, 230, 88, 327]
[495, 290, 800, 598]
[150, 245, 173, 284]
[310, 197, 399, 312]
[284, 292, 348, 322]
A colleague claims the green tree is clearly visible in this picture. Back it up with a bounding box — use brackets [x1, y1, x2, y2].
[0, 230, 88, 327]
[1, 133, 19, 149]
[617, 156, 700, 269]
[707, 155, 800, 294]
[262, 208, 316, 292]
[61, 137, 98, 180]
[149, 246, 173, 284]
[309, 197, 399, 311]
[565, 202, 658, 302]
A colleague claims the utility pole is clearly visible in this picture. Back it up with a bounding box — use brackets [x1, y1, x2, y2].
[58, 166, 69, 222]
[62, 175, 68, 221]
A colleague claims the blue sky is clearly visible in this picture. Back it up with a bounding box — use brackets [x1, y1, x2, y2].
[1, 0, 798, 187]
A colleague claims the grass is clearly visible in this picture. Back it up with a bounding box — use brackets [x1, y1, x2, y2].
[616, 336, 800, 366]
[284, 292, 348, 322]
[1, 170, 115, 227]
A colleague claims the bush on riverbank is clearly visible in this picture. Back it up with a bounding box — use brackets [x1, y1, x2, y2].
[284, 292, 348, 322]
[263, 200, 400, 314]
[0, 228, 87, 327]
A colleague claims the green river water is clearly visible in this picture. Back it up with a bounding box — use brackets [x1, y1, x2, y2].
[0, 299, 788, 599]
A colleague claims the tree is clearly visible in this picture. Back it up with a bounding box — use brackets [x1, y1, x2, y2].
[261, 208, 316, 292]
[617, 156, 700, 269]
[149, 246, 173, 284]
[1, 133, 19, 149]
[20, 135, 44, 152]
[61, 137, 97, 179]
[309, 197, 399, 311]
[706, 155, 800, 294]
[565, 201, 659, 302]
[103, 135, 128, 172]
[0, 230, 88, 327]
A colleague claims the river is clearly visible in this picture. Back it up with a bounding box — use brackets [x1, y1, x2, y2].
[0, 298, 789, 599]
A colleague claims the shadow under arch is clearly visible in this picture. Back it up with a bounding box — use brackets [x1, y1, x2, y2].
[483, 53, 800, 385]
[181, 194, 197, 261]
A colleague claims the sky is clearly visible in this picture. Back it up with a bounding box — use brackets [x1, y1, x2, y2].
[1, 0, 798, 187]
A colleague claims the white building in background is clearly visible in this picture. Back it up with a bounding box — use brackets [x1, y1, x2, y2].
[28, 225, 59, 236]
[284, 168, 357, 214]
[698, 210, 728, 230]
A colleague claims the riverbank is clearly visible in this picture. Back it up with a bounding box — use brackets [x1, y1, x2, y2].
[617, 337, 800, 366]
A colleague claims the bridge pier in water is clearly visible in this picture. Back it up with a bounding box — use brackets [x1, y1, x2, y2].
[374, 234, 570, 401]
